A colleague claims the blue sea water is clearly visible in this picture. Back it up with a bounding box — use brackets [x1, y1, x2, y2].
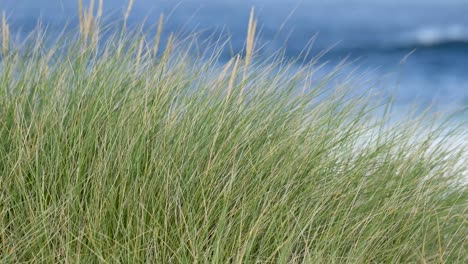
[1, 0, 467, 113]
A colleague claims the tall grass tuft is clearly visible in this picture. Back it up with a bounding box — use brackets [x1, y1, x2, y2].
[0, 4, 466, 263]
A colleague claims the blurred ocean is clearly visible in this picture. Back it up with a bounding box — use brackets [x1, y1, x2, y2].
[1, 0, 467, 113]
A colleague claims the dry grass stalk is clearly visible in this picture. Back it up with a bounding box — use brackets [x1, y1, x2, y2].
[161, 33, 174, 63]
[243, 7, 257, 83]
[216, 58, 234, 84]
[88, 0, 95, 22]
[83, 0, 95, 41]
[91, 0, 104, 47]
[136, 37, 145, 67]
[153, 14, 164, 56]
[91, 27, 100, 48]
[2, 12, 9, 55]
[227, 55, 240, 100]
[78, 0, 84, 33]
[123, 0, 135, 32]
[97, 0, 104, 20]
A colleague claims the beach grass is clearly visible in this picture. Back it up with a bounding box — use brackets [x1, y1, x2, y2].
[0, 3, 467, 263]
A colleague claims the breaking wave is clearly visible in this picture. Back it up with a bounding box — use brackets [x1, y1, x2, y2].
[396, 25, 468, 49]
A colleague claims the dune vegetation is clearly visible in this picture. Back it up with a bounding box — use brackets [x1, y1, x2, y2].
[0, 1, 466, 263]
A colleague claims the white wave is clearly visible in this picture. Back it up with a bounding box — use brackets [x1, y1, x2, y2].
[404, 25, 468, 46]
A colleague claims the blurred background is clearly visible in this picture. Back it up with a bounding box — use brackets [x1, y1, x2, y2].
[1, 0, 467, 113]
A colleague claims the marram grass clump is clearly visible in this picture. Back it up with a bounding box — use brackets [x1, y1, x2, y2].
[0, 4, 467, 263]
